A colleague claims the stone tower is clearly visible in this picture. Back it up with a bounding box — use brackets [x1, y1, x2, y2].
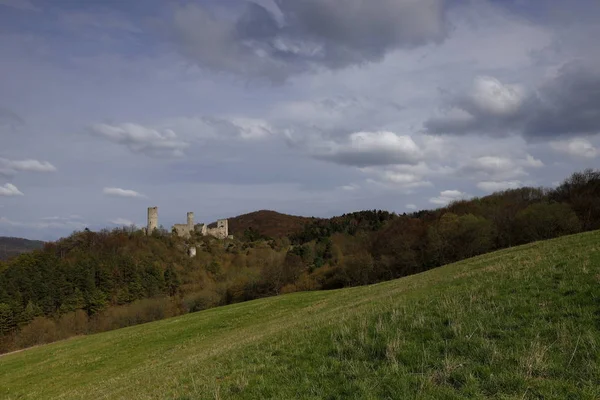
[147, 206, 158, 235]
[217, 219, 228, 238]
[187, 212, 194, 228]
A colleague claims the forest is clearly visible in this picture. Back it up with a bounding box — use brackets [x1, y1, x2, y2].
[1, 168, 599, 354]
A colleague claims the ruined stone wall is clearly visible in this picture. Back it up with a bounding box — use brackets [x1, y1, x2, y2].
[206, 219, 228, 239]
[172, 223, 192, 238]
[147, 207, 158, 235]
[169, 211, 228, 240]
[194, 224, 208, 236]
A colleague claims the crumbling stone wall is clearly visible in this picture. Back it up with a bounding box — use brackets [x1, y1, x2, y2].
[206, 219, 228, 239]
[169, 211, 228, 240]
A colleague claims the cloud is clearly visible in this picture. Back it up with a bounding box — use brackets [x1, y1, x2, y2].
[424, 61, 600, 140]
[429, 189, 468, 206]
[0, 216, 87, 230]
[311, 131, 422, 167]
[0, 0, 40, 12]
[477, 180, 523, 193]
[0, 183, 24, 196]
[103, 187, 146, 198]
[110, 218, 136, 226]
[523, 62, 600, 139]
[369, 170, 431, 190]
[550, 138, 598, 158]
[424, 75, 527, 136]
[89, 123, 189, 158]
[0, 158, 57, 176]
[406, 204, 417, 210]
[457, 154, 543, 181]
[199, 116, 276, 140]
[339, 184, 359, 191]
[167, 0, 448, 80]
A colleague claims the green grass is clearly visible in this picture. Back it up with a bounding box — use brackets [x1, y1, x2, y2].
[1, 231, 599, 399]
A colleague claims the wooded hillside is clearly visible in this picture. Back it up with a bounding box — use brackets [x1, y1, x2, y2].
[1, 168, 599, 354]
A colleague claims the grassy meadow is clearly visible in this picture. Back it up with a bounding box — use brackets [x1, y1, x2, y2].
[1, 231, 599, 399]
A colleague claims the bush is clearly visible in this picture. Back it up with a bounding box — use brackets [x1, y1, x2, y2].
[182, 291, 222, 313]
[90, 297, 178, 332]
[16, 317, 59, 349]
[57, 310, 89, 337]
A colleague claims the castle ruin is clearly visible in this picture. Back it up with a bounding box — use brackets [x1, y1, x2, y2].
[144, 207, 229, 240]
[147, 206, 158, 235]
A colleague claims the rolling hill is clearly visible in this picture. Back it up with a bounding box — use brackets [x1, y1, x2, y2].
[226, 209, 319, 239]
[1, 231, 599, 399]
[0, 237, 45, 261]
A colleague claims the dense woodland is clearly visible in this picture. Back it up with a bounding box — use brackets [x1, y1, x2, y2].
[1, 168, 599, 353]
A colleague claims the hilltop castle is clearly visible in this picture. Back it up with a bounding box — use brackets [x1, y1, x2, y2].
[144, 207, 229, 239]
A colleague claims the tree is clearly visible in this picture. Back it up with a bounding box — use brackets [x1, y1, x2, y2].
[20, 300, 42, 326]
[0, 303, 15, 335]
[164, 265, 180, 296]
[84, 290, 107, 316]
[514, 202, 581, 243]
[552, 169, 600, 230]
[341, 252, 374, 286]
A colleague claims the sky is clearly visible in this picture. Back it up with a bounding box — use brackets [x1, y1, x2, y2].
[0, 0, 599, 240]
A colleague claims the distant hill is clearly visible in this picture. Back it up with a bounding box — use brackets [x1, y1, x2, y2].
[0, 237, 45, 261]
[226, 210, 319, 239]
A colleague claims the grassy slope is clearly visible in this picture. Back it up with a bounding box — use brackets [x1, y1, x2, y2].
[1, 231, 599, 400]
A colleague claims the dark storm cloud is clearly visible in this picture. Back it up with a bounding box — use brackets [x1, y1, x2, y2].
[523, 62, 600, 138]
[424, 61, 600, 140]
[168, 0, 448, 80]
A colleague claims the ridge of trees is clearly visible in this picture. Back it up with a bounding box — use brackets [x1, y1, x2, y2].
[1, 168, 599, 353]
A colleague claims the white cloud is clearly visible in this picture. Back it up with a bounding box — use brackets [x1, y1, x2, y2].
[425, 75, 527, 136]
[0, 158, 57, 175]
[103, 187, 146, 198]
[0, 183, 23, 196]
[523, 154, 544, 168]
[477, 180, 523, 193]
[458, 154, 543, 181]
[313, 131, 422, 167]
[0, 0, 41, 12]
[470, 76, 525, 116]
[373, 171, 432, 190]
[429, 190, 468, 206]
[406, 204, 417, 210]
[110, 218, 136, 226]
[89, 123, 189, 158]
[550, 138, 598, 158]
[339, 183, 359, 191]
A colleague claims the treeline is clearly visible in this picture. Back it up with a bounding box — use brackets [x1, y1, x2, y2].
[1, 168, 599, 353]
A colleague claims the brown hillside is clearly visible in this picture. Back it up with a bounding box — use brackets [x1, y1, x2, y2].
[226, 210, 319, 239]
[0, 237, 45, 261]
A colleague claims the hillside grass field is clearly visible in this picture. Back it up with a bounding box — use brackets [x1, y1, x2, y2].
[1, 231, 599, 399]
